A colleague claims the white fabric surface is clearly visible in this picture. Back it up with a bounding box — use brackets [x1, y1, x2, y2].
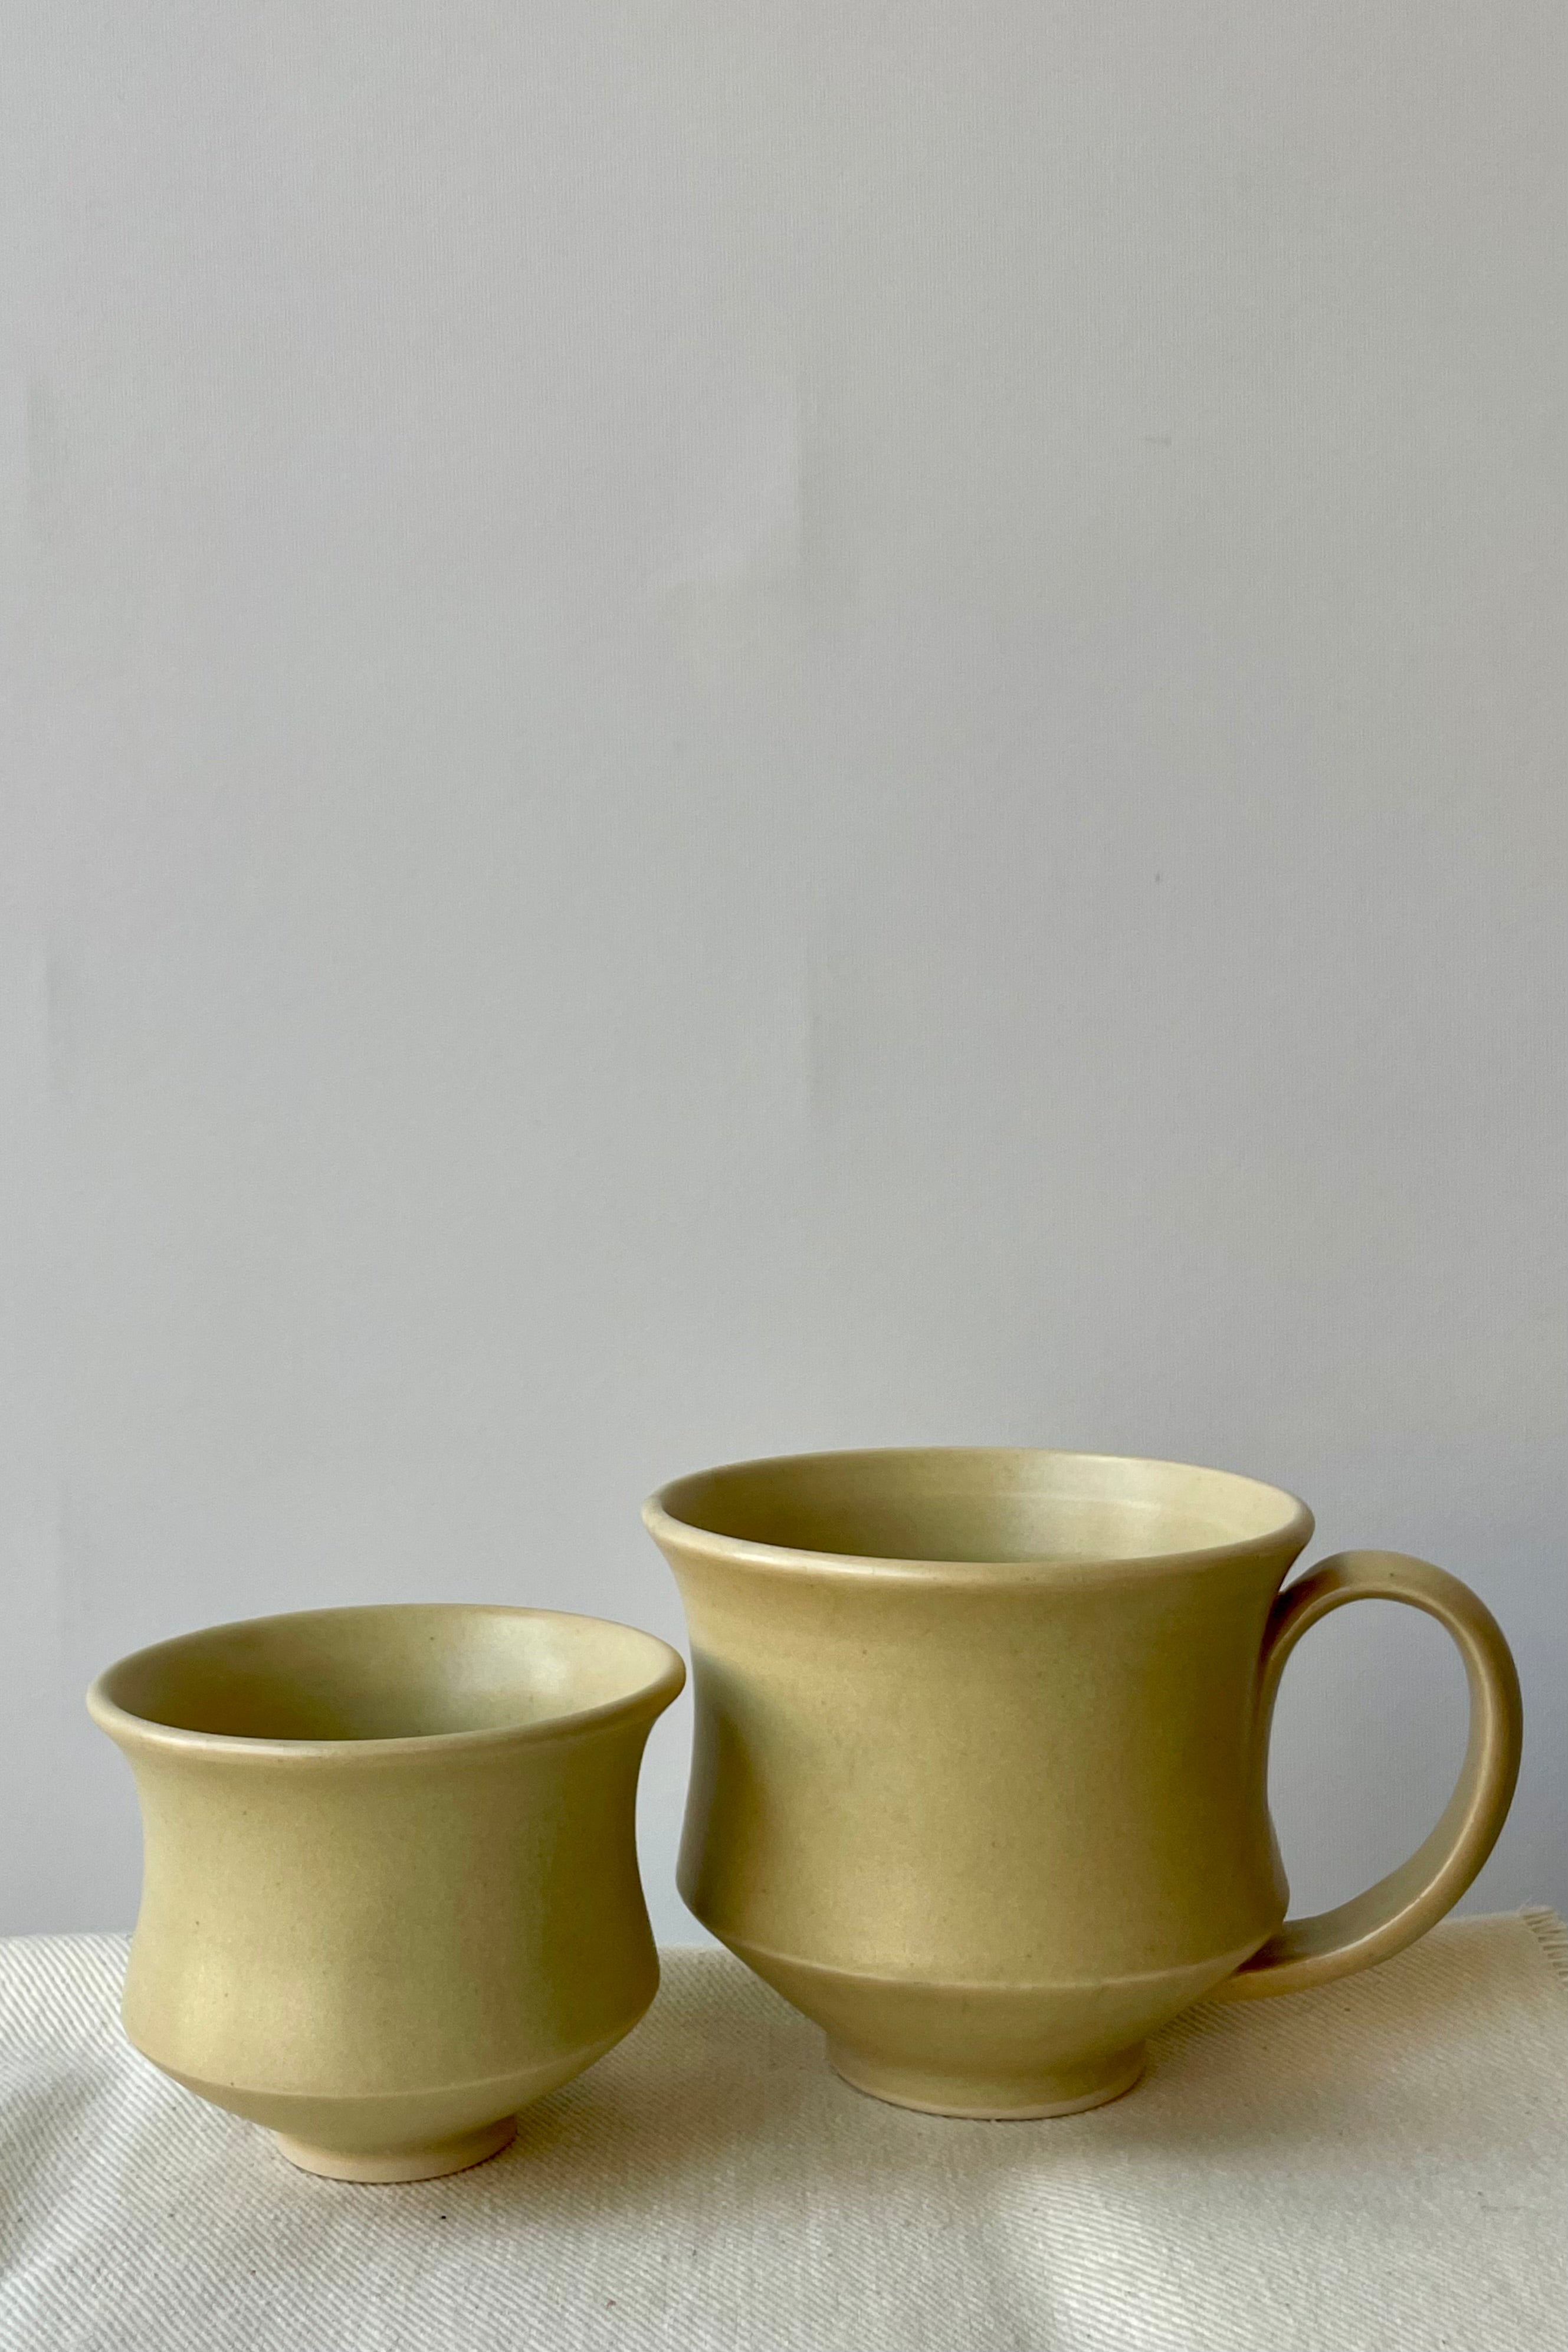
[1, 1915, 1563, 2352]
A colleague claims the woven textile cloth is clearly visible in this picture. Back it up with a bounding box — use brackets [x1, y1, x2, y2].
[1, 1914, 1563, 2352]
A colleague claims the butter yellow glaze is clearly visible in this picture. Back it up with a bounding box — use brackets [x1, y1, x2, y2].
[647, 1448, 1520, 2116]
[89, 1605, 684, 2179]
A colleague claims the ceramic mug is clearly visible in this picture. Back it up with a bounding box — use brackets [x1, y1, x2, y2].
[645, 1448, 1523, 2118]
[89, 1603, 684, 2179]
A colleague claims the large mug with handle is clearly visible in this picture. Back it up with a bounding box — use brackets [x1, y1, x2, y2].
[645, 1448, 1522, 2117]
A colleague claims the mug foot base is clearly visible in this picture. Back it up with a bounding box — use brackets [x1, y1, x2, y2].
[827, 2041, 1146, 2120]
[273, 2114, 517, 2182]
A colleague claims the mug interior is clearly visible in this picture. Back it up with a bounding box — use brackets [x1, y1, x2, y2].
[654, 1448, 1310, 1567]
[94, 1605, 679, 1744]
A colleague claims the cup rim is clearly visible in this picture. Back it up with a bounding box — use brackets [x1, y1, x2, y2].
[86, 1602, 687, 1763]
[644, 1445, 1315, 1580]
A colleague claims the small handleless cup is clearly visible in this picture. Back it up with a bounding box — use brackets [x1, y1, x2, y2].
[89, 1603, 684, 2180]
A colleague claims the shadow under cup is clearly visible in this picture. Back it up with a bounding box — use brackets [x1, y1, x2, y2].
[89, 1605, 684, 2182]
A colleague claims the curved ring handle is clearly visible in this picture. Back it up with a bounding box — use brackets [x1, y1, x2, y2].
[1220, 1550, 1523, 2000]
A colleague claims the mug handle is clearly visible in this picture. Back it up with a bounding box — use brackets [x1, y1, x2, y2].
[1220, 1551, 1523, 2000]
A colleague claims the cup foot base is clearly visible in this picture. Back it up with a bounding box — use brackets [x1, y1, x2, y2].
[827, 2041, 1146, 2119]
[273, 2114, 517, 2182]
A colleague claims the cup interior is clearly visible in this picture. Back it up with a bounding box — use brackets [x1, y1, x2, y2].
[653, 1448, 1309, 1567]
[94, 1605, 680, 1744]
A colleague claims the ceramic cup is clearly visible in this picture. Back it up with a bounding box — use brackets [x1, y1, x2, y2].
[645, 1448, 1522, 2118]
[88, 1603, 684, 2180]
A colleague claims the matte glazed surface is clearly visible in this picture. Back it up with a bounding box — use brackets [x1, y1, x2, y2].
[88, 1605, 684, 2179]
[647, 1448, 1521, 2115]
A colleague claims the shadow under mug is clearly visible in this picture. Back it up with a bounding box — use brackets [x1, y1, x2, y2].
[88, 1603, 684, 2180]
[647, 1447, 1523, 2118]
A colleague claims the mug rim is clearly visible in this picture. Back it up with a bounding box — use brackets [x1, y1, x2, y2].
[644, 1445, 1315, 1580]
[87, 1601, 687, 1763]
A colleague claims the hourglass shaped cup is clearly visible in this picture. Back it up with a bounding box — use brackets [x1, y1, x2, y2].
[90, 1603, 684, 2180]
[647, 1448, 1521, 2118]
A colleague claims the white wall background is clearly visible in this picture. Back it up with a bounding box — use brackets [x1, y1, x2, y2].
[2, 4, 1563, 1947]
